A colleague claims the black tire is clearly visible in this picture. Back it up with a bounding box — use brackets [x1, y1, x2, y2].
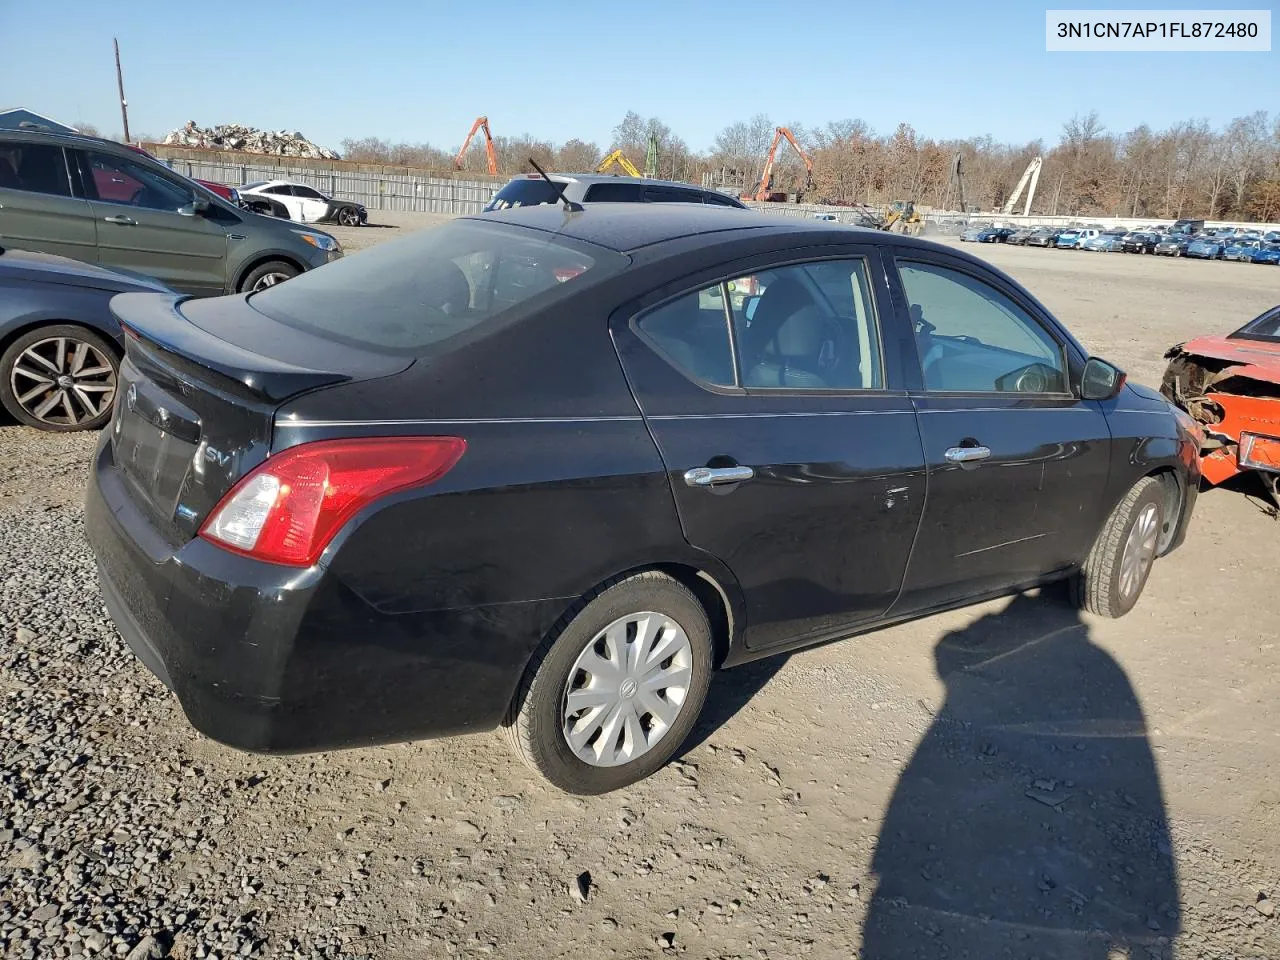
[504, 572, 714, 794]
[0, 324, 120, 432]
[1072, 476, 1166, 618]
[336, 206, 361, 227]
[239, 260, 299, 293]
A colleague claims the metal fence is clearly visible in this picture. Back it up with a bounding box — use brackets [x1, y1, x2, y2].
[159, 156, 499, 215]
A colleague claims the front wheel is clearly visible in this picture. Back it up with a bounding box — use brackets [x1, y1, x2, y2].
[0, 325, 119, 432]
[239, 260, 299, 293]
[504, 572, 714, 794]
[1073, 476, 1166, 618]
[337, 206, 362, 227]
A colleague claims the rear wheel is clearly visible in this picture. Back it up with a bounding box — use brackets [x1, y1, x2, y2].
[0, 325, 119, 432]
[239, 260, 299, 293]
[504, 572, 713, 794]
[1073, 476, 1166, 618]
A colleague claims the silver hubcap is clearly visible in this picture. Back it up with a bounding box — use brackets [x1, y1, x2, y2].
[562, 611, 694, 768]
[252, 272, 288, 291]
[10, 337, 116, 426]
[340, 209, 357, 225]
[1119, 503, 1160, 600]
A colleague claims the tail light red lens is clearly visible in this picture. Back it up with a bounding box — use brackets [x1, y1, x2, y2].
[199, 436, 465, 567]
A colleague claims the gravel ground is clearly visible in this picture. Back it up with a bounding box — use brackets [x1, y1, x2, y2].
[2, 221, 1279, 959]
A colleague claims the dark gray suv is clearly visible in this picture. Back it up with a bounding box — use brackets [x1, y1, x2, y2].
[0, 130, 342, 296]
[484, 173, 747, 212]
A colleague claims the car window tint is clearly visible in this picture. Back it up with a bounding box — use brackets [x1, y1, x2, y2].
[635, 285, 736, 387]
[583, 182, 644, 202]
[897, 260, 1066, 394]
[704, 192, 741, 207]
[484, 179, 569, 211]
[264, 185, 291, 195]
[251, 219, 622, 355]
[0, 143, 71, 197]
[644, 187, 702, 204]
[730, 259, 883, 390]
[293, 185, 324, 199]
[84, 152, 194, 212]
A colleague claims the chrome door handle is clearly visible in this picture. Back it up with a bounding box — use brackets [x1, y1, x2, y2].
[103, 215, 137, 226]
[683, 465, 755, 487]
[944, 445, 992, 463]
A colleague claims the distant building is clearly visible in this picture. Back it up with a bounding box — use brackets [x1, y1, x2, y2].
[0, 109, 77, 134]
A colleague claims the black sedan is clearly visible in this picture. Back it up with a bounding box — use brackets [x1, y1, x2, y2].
[0, 246, 170, 431]
[1154, 235, 1191, 257]
[1023, 227, 1061, 248]
[1121, 231, 1160, 254]
[85, 205, 1201, 794]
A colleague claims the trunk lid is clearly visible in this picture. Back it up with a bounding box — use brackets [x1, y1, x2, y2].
[107, 292, 412, 544]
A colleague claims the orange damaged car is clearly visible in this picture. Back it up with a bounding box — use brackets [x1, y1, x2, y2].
[1163, 305, 1280, 502]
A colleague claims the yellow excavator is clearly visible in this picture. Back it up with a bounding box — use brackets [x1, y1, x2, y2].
[882, 201, 923, 235]
[597, 149, 642, 178]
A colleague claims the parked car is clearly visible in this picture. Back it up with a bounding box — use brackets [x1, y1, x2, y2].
[1163, 305, 1280, 502]
[1264, 231, 1280, 243]
[1056, 228, 1099, 249]
[0, 244, 170, 431]
[1186, 236, 1228, 259]
[1023, 227, 1061, 248]
[238, 180, 368, 227]
[84, 204, 1201, 793]
[1222, 238, 1263, 262]
[1084, 232, 1126, 252]
[1004, 227, 1036, 245]
[1154, 235, 1191, 257]
[958, 224, 990, 241]
[1168, 218, 1205, 236]
[483, 173, 748, 212]
[1121, 232, 1160, 254]
[0, 129, 342, 295]
[1248, 242, 1280, 264]
[976, 226, 1018, 243]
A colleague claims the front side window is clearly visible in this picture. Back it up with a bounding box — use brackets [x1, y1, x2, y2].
[635, 258, 883, 391]
[292, 185, 325, 200]
[0, 143, 71, 197]
[83, 151, 194, 212]
[897, 260, 1067, 394]
[583, 182, 644, 203]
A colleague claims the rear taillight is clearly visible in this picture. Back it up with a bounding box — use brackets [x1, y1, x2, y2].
[199, 437, 465, 567]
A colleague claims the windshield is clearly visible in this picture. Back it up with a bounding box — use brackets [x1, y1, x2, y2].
[249, 219, 625, 354]
[483, 179, 571, 212]
[1234, 306, 1280, 340]
[241, 180, 269, 190]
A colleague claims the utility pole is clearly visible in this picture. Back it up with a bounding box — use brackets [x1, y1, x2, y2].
[114, 38, 131, 143]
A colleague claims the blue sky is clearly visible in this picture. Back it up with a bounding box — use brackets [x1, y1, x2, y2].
[2, 0, 1275, 152]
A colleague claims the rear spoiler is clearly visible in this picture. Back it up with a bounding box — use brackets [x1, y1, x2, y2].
[111, 292, 351, 402]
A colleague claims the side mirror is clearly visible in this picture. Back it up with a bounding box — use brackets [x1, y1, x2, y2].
[178, 196, 210, 217]
[1080, 357, 1127, 401]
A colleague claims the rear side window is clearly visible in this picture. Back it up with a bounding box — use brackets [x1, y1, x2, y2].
[704, 192, 743, 208]
[250, 219, 624, 354]
[484, 179, 570, 211]
[636, 258, 883, 391]
[583, 182, 644, 202]
[643, 187, 702, 204]
[0, 143, 71, 197]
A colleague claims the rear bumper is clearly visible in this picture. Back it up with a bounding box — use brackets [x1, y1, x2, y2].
[85, 438, 558, 753]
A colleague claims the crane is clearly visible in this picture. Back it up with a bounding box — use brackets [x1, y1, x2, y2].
[597, 149, 642, 178]
[745, 127, 813, 202]
[1002, 156, 1043, 216]
[455, 116, 498, 176]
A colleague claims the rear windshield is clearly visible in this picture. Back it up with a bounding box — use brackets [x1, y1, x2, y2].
[484, 179, 570, 212]
[1235, 307, 1280, 340]
[249, 219, 625, 354]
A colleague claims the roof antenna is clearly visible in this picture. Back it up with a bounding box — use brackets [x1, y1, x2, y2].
[527, 158, 583, 213]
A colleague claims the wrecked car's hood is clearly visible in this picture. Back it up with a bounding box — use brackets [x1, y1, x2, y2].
[1172, 335, 1280, 382]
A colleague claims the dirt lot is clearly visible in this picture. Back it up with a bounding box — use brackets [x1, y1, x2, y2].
[2, 219, 1279, 960]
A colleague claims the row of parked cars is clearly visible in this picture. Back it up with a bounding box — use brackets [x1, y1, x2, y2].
[961, 222, 1280, 264]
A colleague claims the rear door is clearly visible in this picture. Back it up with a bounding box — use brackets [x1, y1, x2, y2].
[74, 148, 230, 296]
[885, 250, 1112, 611]
[0, 140, 98, 263]
[612, 244, 927, 650]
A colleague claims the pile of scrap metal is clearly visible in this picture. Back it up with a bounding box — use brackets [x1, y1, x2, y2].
[1162, 307, 1280, 505]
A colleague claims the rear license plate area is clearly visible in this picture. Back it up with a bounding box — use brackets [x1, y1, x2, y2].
[113, 373, 202, 518]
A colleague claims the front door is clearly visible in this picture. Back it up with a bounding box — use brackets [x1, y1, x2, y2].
[0, 141, 97, 263]
[886, 253, 1112, 612]
[612, 247, 927, 650]
[75, 149, 229, 296]
[290, 185, 330, 222]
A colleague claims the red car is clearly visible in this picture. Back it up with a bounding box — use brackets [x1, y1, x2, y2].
[1163, 304, 1280, 502]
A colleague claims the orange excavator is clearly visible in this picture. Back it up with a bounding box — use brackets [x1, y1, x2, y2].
[454, 116, 498, 176]
[744, 127, 813, 202]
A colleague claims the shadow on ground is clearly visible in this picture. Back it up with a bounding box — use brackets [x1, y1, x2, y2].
[680, 654, 789, 755]
[863, 585, 1180, 959]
